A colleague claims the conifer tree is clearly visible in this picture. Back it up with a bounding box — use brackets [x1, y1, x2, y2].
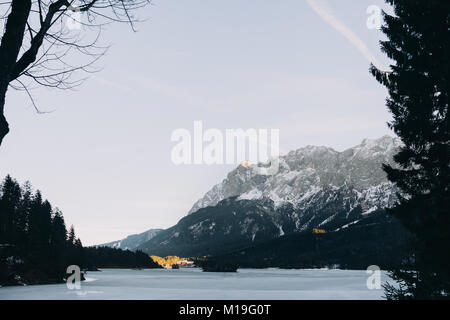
[0, 175, 21, 244]
[28, 190, 43, 246]
[49, 209, 67, 278]
[68, 225, 76, 246]
[51, 209, 67, 247]
[27, 190, 52, 269]
[15, 181, 32, 248]
[372, 0, 449, 299]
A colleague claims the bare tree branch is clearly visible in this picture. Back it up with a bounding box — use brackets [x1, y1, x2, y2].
[0, 0, 151, 145]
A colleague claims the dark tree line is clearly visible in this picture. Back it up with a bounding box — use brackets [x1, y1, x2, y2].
[372, 0, 449, 299]
[0, 175, 159, 286]
[84, 246, 161, 269]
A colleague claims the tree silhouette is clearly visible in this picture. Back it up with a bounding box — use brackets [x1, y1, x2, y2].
[0, 175, 21, 244]
[372, 0, 449, 299]
[0, 0, 150, 146]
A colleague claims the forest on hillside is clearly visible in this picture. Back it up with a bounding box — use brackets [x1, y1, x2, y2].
[204, 211, 411, 270]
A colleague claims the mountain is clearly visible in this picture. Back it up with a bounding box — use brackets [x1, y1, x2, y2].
[138, 136, 402, 258]
[189, 135, 401, 214]
[98, 228, 163, 251]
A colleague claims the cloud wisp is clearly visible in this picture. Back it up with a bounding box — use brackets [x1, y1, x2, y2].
[306, 0, 388, 72]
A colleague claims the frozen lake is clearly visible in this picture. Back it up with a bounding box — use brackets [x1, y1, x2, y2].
[0, 268, 391, 300]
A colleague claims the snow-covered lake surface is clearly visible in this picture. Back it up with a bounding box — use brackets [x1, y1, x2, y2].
[0, 268, 391, 300]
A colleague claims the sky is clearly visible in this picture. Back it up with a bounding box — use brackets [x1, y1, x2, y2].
[0, 0, 394, 245]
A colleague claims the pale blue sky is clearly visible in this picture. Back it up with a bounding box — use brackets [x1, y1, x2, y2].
[0, 0, 393, 245]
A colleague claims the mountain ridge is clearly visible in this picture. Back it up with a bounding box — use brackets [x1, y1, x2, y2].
[137, 135, 402, 257]
[189, 135, 401, 214]
[97, 228, 163, 251]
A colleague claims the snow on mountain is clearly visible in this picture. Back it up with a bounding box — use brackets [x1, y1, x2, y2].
[189, 135, 402, 215]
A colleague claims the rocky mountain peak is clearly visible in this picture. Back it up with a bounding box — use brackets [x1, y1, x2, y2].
[188, 136, 401, 214]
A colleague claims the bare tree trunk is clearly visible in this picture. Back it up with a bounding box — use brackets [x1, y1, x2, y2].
[0, 0, 32, 147]
[0, 69, 10, 146]
[0, 90, 9, 146]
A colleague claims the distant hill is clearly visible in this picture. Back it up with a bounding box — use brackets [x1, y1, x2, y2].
[97, 228, 162, 251]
